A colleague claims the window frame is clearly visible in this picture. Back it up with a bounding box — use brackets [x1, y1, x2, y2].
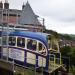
[0, 37, 2, 46]
[27, 38, 37, 51]
[37, 41, 47, 55]
[8, 36, 16, 46]
[2, 36, 8, 45]
[17, 37, 25, 48]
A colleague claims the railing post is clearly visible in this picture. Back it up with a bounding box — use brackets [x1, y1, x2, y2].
[13, 59, 15, 75]
[35, 56, 36, 75]
[42, 57, 43, 75]
[54, 55, 56, 65]
[60, 53, 62, 65]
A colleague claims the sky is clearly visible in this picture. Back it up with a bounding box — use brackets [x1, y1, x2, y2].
[1, 0, 75, 34]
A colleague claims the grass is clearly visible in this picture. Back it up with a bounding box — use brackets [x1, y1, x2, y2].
[69, 65, 75, 75]
[14, 69, 34, 75]
[14, 65, 36, 75]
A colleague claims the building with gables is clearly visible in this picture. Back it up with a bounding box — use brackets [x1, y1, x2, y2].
[0, 0, 44, 32]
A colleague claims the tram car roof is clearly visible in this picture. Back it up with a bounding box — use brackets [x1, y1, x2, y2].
[9, 30, 48, 48]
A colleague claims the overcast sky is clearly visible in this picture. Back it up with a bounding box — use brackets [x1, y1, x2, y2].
[1, 0, 75, 34]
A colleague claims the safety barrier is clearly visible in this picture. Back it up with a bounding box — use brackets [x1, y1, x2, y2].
[0, 50, 45, 75]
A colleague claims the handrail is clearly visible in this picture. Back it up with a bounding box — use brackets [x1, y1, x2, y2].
[48, 53, 61, 65]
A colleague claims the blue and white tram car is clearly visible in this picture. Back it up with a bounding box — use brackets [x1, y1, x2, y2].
[2, 31, 49, 69]
[1, 30, 61, 71]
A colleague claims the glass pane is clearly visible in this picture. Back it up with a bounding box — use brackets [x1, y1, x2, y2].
[17, 37, 25, 48]
[27, 39, 37, 51]
[9, 37, 16, 46]
[52, 44, 58, 50]
[0, 37, 1, 45]
[38, 43, 42, 51]
[47, 35, 51, 49]
[2, 36, 7, 45]
[38, 42, 46, 55]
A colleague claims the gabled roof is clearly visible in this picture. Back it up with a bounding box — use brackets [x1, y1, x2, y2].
[18, 1, 41, 25]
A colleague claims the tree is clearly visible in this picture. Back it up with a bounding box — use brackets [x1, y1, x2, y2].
[60, 46, 75, 66]
[60, 46, 71, 56]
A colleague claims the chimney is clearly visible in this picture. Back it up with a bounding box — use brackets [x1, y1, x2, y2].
[0, 1, 3, 9]
[4, 0, 9, 9]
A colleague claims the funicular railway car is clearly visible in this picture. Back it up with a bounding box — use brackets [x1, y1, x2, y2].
[0, 30, 62, 73]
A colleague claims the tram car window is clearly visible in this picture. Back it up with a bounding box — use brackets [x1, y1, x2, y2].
[38, 43, 42, 51]
[0, 37, 1, 45]
[38, 42, 46, 55]
[52, 44, 58, 50]
[17, 37, 25, 48]
[2, 36, 7, 45]
[47, 35, 51, 49]
[27, 39, 37, 51]
[9, 37, 16, 46]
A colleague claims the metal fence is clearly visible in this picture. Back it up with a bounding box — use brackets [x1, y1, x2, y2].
[0, 50, 45, 75]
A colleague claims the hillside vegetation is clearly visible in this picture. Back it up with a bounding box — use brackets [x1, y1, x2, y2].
[44, 29, 75, 41]
[44, 29, 75, 74]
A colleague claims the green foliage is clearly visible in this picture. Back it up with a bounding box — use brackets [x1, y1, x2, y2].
[60, 46, 75, 74]
[44, 29, 59, 39]
[70, 66, 75, 75]
[44, 29, 75, 41]
[60, 46, 75, 65]
[59, 34, 73, 40]
[14, 66, 34, 75]
[70, 47, 75, 66]
[60, 46, 71, 57]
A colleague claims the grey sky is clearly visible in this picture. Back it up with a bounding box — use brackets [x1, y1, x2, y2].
[2, 0, 75, 34]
